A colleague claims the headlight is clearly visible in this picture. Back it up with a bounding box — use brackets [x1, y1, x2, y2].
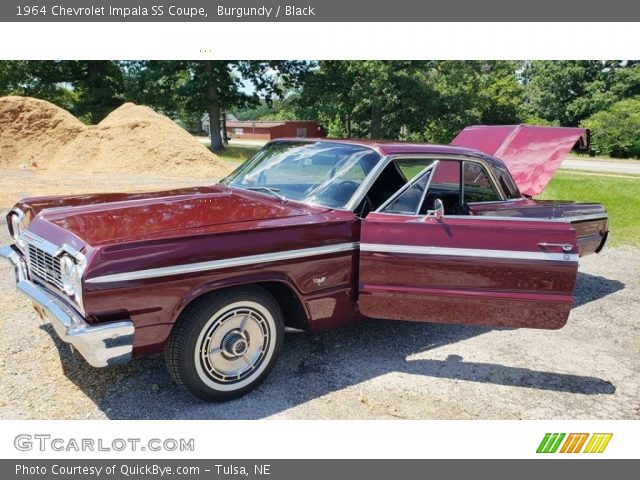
[60, 255, 80, 296]
[9, 211, 23, 240]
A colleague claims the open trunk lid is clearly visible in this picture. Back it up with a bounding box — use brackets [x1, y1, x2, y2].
[451, 124, 589, 196]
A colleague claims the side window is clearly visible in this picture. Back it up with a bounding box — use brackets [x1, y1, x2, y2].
[420, 160, 462, 215]
[463, 162, 501, 203]
[381, 169, 432, 214]
[368, 158, 435, 212]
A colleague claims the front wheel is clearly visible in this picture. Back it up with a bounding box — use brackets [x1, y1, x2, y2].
[165, 287, 284, 401]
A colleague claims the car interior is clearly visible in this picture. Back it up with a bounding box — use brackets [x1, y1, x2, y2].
[356, 158, 502, 218]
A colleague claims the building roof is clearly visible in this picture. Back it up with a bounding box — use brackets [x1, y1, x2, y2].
[226, 121, 286, 128]
[226, 120, 320, 128]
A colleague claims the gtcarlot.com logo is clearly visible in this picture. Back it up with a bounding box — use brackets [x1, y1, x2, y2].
[536, 433, 612, 454]
[14, 434, 195, 452]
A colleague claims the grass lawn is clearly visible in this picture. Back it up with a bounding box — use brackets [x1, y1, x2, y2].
[540, 171, 640, 247]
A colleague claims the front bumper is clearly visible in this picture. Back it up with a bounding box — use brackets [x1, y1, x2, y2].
[0, 244, 134, 367]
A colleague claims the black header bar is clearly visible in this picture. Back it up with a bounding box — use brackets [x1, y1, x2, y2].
[1, 0, 640, 22]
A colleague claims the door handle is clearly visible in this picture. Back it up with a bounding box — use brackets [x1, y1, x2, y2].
[538, 242, 573, 252]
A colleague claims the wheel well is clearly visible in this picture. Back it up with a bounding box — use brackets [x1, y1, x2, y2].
[178, 281, 309, 332]
[256, 281, 309, 331]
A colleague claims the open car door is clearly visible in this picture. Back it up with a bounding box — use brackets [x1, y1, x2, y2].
[358, 212, 579, 329]
[358, 213, 578, 329]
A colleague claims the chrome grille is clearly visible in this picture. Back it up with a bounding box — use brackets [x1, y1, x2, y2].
[27, 244, 64, 290]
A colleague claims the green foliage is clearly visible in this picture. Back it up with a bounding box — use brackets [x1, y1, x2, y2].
[0, 60, 125, 123]
[0, 60, 78, 112]
[291, 61, 523, 143]
[232, 97, 298, 121]
[2, 59, 640, 151]
[293, 60, 437, 139]
[126, 60, 310, 151]
[581, 98, 640, 158]
[520, 61, 640, 127]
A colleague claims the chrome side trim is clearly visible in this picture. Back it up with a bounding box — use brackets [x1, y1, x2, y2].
[87, 242, 359, 284]
[0, 245, 133, 368]
[360, 243, 579, 262]
[372, 211, 608, 224]
[460, 213, 609, 223]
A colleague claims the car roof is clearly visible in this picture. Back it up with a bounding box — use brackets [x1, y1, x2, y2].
[269, 137, 507, 170]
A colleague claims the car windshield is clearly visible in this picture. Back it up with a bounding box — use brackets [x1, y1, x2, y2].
[222, 141, 381, 208]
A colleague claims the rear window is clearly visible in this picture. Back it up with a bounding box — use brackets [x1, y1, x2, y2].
[491, 165, 521, 199]
[463, 162, 501, 203]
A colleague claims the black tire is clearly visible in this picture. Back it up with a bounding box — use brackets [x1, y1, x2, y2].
[165, 286, 284, 402]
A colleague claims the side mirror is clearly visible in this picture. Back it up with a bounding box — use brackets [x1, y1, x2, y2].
[433, 198, 444, 220]
[423, 198, 444, 221]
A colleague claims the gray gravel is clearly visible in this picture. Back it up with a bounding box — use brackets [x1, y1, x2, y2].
[1, 210, 638, 419]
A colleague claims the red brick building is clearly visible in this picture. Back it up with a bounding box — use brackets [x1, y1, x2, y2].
[225, 121, 327, 141]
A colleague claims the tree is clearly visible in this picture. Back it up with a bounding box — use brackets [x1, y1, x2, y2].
[422, 61, 524, 143]
[582, 98, 640, 158]
[127, 61, 310, 152]
[518, 61, 635, 127]
[232, 97, 299, 121]
[0, 60, 125, 123]
[294, 61, 525, 143]
[0, 60, 78, 111]
[65, 61, 126, 123]
[296, 61, 437, 139]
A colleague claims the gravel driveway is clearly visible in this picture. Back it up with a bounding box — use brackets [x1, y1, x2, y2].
[0, 170, 638, 420]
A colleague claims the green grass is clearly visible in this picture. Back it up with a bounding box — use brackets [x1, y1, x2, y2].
[215, 145, 259, 163]
[539, 171, 640, 247]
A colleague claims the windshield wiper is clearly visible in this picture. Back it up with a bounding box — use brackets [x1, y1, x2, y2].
[245, 186, 287, 202]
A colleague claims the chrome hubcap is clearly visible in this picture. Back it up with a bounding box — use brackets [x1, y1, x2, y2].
[221, 330, 249, 356]
[199, 307, 270, 384]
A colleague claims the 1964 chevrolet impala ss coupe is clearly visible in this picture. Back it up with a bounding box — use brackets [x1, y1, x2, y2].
[1, 125, 609, 401]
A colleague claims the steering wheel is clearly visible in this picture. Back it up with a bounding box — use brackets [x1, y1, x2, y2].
[336, 180, 358, 196]
[334, 180, 359, 205]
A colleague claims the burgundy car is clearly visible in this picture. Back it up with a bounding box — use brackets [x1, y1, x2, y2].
[1, 125, 609, 401]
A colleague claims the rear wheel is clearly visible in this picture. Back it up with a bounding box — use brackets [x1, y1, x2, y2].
[165, 287, 284, 401]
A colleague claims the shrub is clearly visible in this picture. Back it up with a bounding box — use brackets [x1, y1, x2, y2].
[581, 98, 640, 158]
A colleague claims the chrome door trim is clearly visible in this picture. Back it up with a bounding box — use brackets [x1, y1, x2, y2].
[360, 243, 579, 262]
[86, 242, 359, 284]
[370, 211, 608, 224]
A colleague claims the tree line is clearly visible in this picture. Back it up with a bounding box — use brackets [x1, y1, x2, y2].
[1, 60, 639, 157]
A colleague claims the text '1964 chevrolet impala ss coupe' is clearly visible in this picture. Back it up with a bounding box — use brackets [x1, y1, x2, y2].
[1, 124, 609, 401]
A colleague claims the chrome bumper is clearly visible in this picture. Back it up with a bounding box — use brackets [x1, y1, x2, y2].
[0, 245, 134, 367]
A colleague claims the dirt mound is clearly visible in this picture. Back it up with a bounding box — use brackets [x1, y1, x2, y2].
[0, 96, 85, 166]
[0, 96, 230, 178]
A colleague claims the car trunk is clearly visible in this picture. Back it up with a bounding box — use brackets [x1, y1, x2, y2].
[468, 199, 609, 256]
[451, 124, 589, 196]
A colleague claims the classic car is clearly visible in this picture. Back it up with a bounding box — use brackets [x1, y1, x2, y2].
[0, 124, 609, 401]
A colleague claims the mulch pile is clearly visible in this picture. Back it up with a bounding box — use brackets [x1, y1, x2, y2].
[0, 96, 230, 178]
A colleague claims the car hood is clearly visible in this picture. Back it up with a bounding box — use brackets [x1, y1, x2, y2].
[451, 124, 589, 196]
[32, 185, 324, 246]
